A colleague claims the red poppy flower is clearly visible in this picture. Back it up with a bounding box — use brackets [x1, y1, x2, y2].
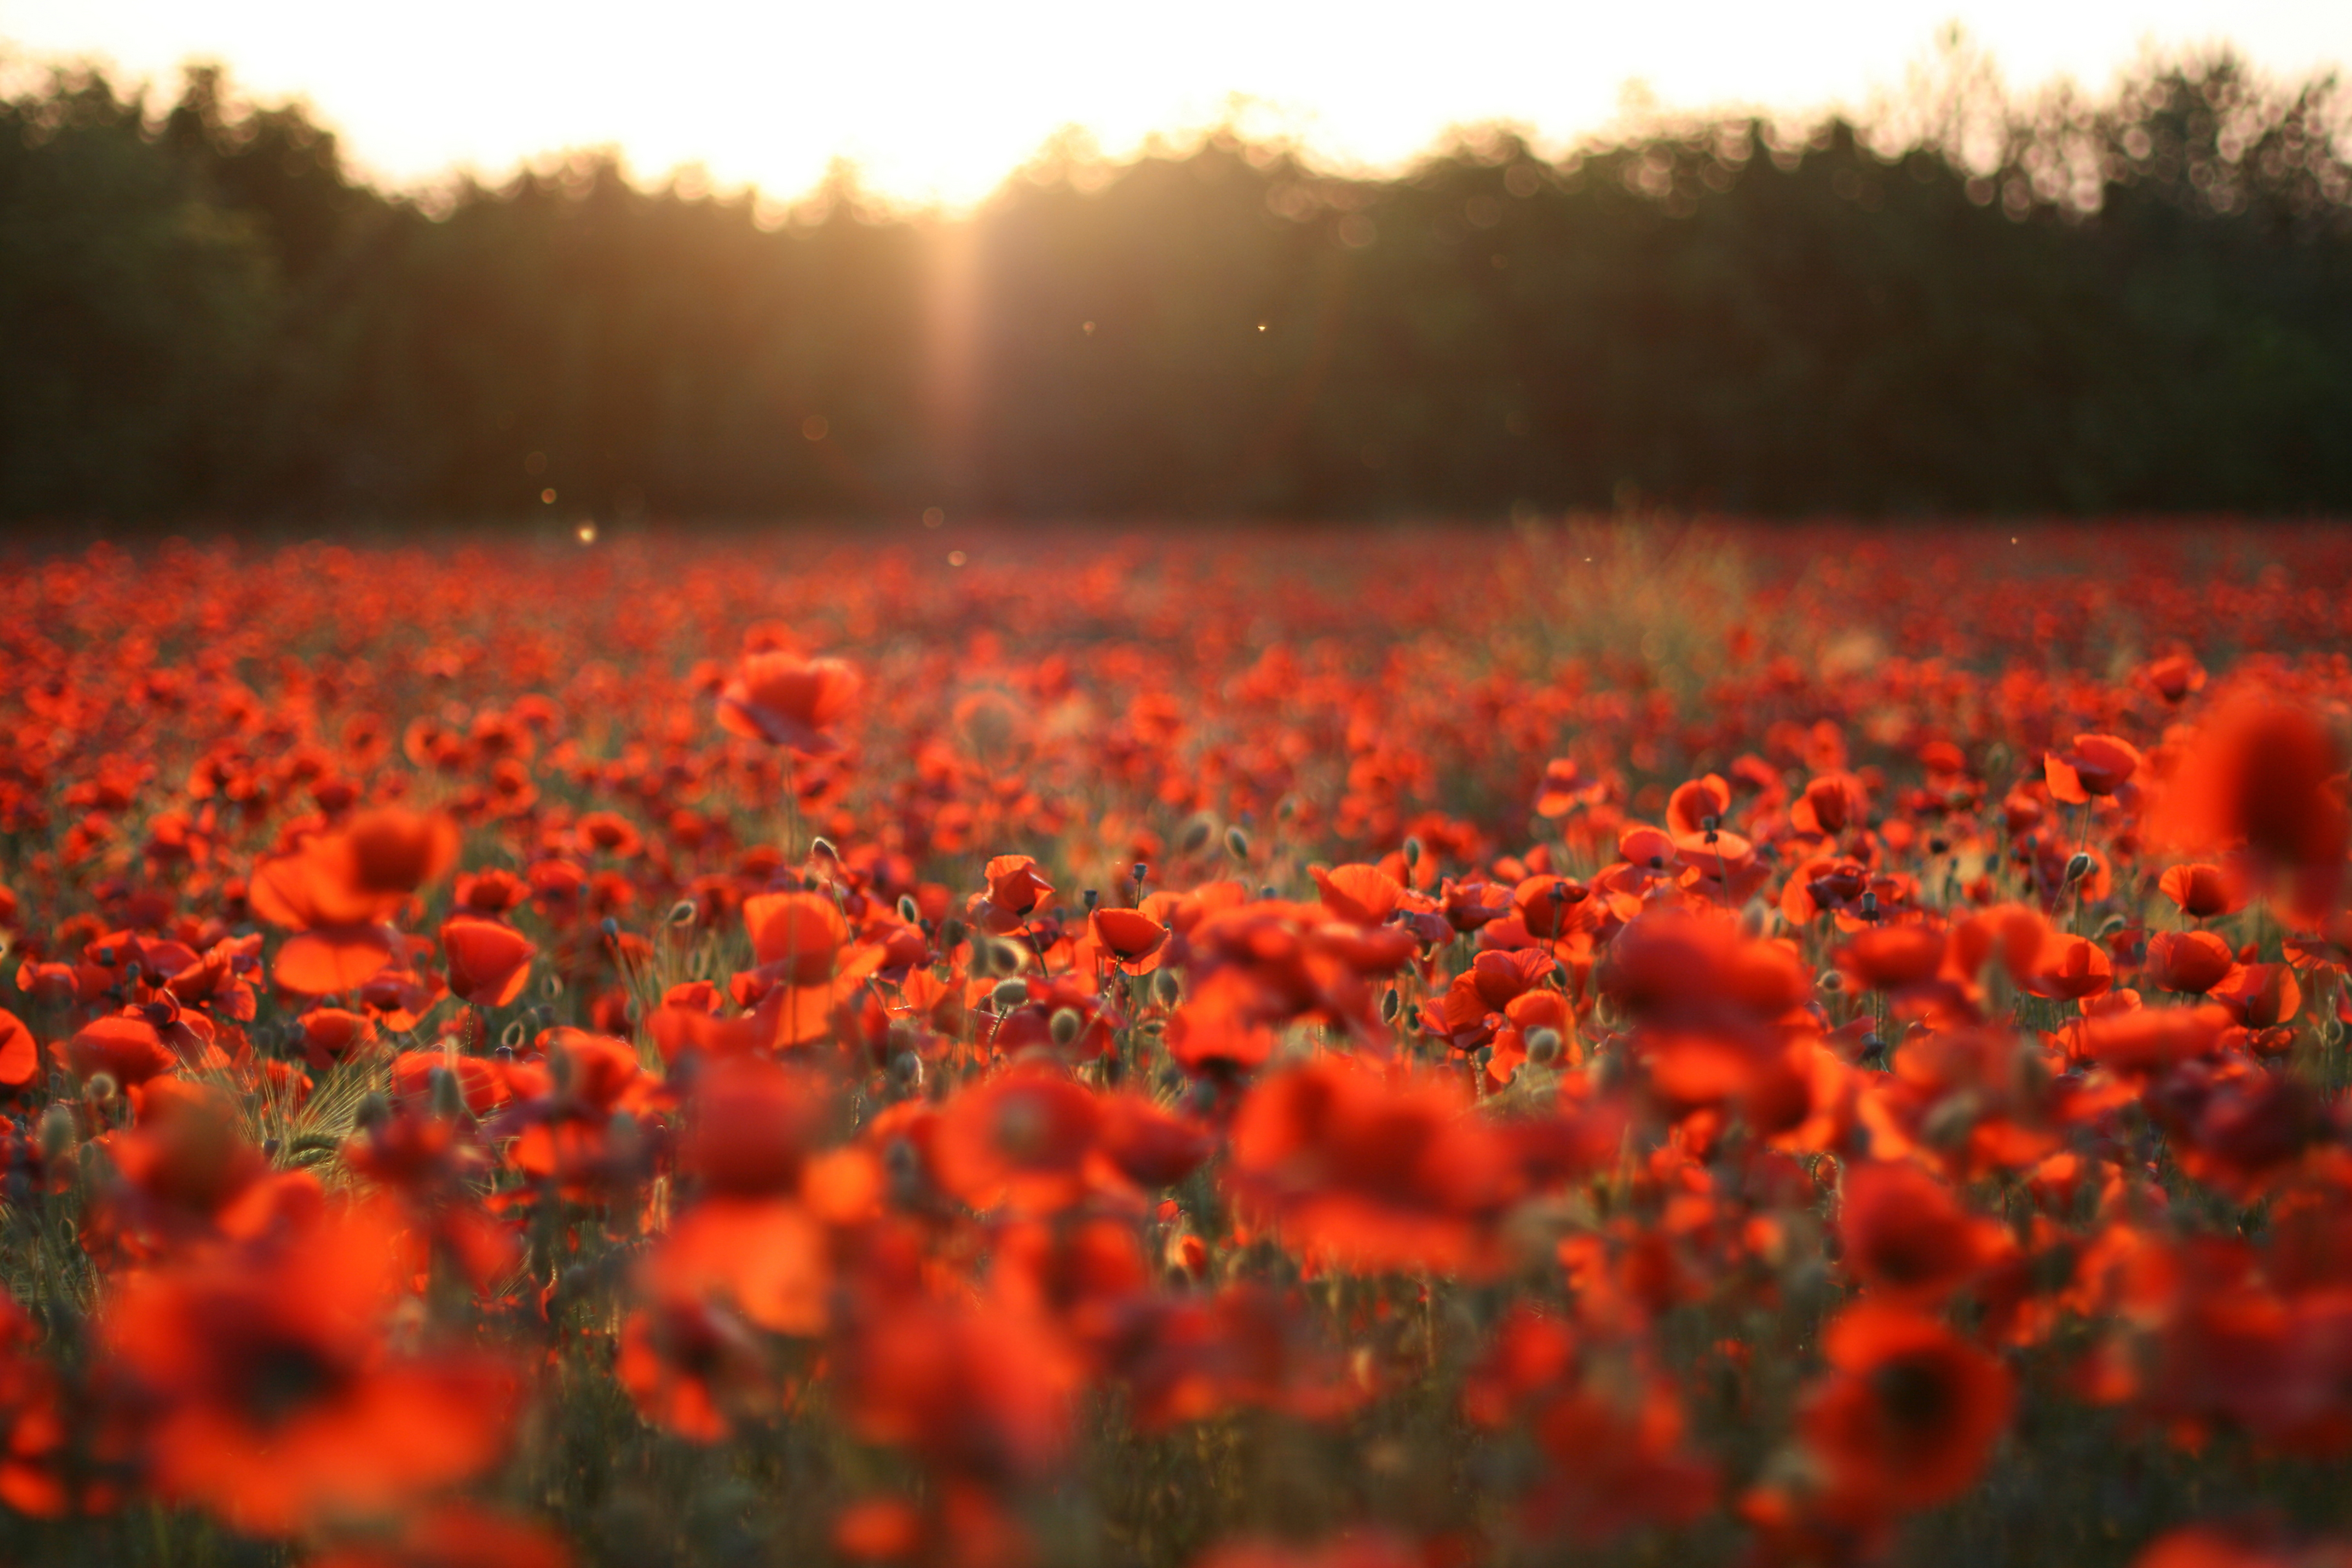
[1837, 925, 1947, 993]
[1839, 1161, 2010, 1306]
[717, 651, 859, 754]
[2160, 863, 2245, 920]
[2152, 693, 2351, 923]
[742, 891, 848, 984]
[2141, 654, 2208, 705]
[2143, 930, 2238, 995]
[67, 1012, 175, 1087]
[679, 1055, 825, 1195]
[0, 1010, 38, 1088]
[640, 1196, 831, 1335]
[2020, 933, 2114, 1002]
[2045, 733, 2143, 803]
[1227, 1058, 1513, 1276]
[440, 915, 537, 1007]
[931, 1069, 1103, 1213]
[1310, 863, 1403, 926]
[1088, 906, 1167, 969]
[101, 1206, 517, 1534]
[2209, 963, 2301, 1029]
[1798, 1302, 2014, 1513]
[1534, 758, 1600, 818]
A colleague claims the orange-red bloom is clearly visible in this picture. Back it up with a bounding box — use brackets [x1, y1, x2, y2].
[1798, 1303, 2013, 1514]
[716, 651, 860, 753]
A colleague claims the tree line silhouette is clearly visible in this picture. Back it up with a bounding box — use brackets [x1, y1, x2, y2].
[3, 52, 2349, 523]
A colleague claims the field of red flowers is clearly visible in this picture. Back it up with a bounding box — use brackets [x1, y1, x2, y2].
[4, 518, 2352, 1568]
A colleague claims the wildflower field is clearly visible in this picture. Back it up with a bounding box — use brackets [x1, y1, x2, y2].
[5, 517, 2352, 1568]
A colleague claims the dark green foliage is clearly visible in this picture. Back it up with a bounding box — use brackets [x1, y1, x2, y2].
[2, 54, 2347, 523]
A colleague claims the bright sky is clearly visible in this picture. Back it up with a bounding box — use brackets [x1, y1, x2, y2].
[1, 1, 2345, 207]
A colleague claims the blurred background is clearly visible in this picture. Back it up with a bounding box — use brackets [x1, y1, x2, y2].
[2, 4, 2350, 524]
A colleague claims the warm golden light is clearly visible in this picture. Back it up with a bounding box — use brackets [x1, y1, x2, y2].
[5, 1, 2345, 208]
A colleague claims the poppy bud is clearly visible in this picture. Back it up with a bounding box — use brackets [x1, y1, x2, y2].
[985, 939, 1026, 977]
[430, 1066, 465, 1121]
[549, 1044, 577, 1097]
[1181, 818, 1213, 854]
[1526, 1027, 1562, 1065]
[1859, 891, 1879, 918]
[1259, 884, 1277, 900]
[2094, 912, 2128, 938]
[1152, 969, 1182, 1008]
[1739, 899, 1771, 940]
[891, 1050, 924, 1088]
[669, 899, 698, 927]
[810, 836, 838, 860]
[2065, 853, 2094, 884]
[1380, 988, 1400, 1021]
[991, 977, 1030, 1011]
[1224, 826, 1251, 861]
[1049, 1007, 1083, 1047]
[355, 1090, 390, 1131]
[1132, 862, 1149, 887]
[601, 916, 619, 940]
[83, 1073, 119, 1105]
[261, 1136, 280, 1163]
[1403, 836, 1423, 868]
[37, 1103, 76, 1165]
[499, 1018, 527, 1051]
[897, 894, 920, 923]
[940, 918, 967, 951]
[1083, 888, 1100, 911]
[1817, 970, 1845, 994]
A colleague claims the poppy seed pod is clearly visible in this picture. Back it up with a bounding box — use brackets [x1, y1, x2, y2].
[1403, 836, 1423, 868]
[37, 1102, 75, 1164]
[1817, 970, 1846, 994]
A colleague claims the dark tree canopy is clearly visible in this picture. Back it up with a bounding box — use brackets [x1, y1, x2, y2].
[3, 53, 2348, 523]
